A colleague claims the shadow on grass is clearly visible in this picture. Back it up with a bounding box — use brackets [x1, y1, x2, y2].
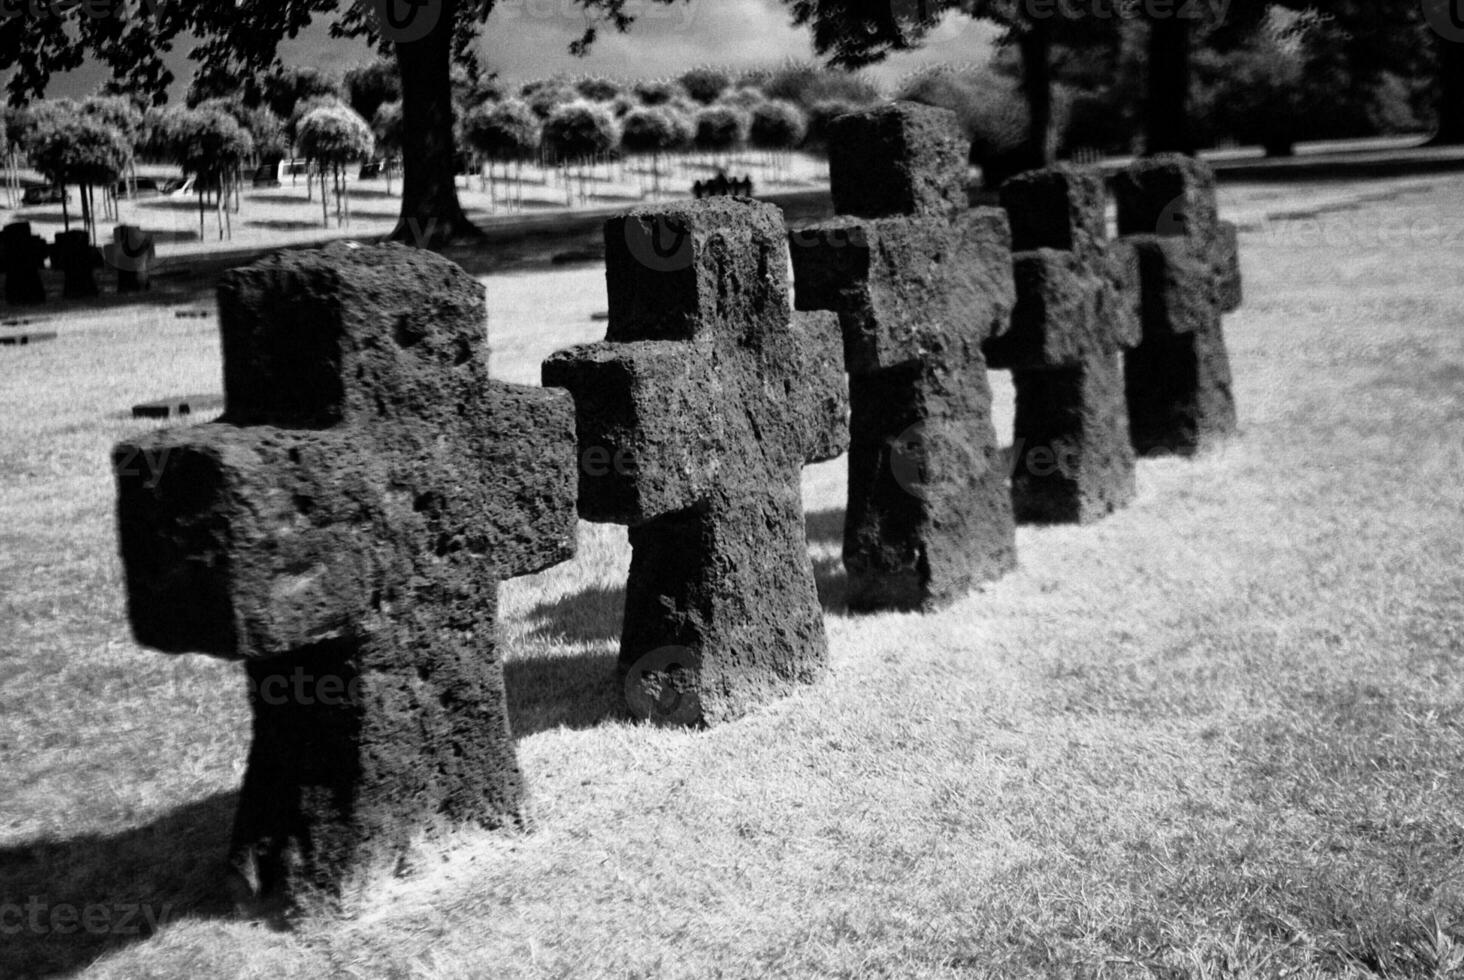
[505, 647, 625, 737]
[805, 508, 843, 547]
[245, 219, 329, 232]
[0, 792, 237, 979]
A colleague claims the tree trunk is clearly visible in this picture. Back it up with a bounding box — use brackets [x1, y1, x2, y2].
[391, 0, 481, 247]
[1145, 17, 1194, 155]
[1016, 23, 1054, 174]
[1430, 34, 1464, 145]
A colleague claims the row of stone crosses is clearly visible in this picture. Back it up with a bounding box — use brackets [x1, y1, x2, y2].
[1, 221, 155, 302]
[110, 102, 1240, 917]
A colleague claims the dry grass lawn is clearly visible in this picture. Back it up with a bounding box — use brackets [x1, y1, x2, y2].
[1, 175, 1462, 979]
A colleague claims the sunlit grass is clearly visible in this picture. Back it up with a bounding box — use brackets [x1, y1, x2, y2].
[2, 176, 1463, 979]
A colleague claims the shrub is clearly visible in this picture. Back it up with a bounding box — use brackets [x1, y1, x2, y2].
[297, 105, 374, 168]
[897, 66, 1055, 178]
[541, 101, 619, 163]
[1202, 36, 1310, 156]
[803, 98, 861, 150]
[718, 87, 767, 112]
[575, 76, 622, 102]
[748, 100, 807, 151]
[461, 99, 540, 160]
[679, 67, 731, 104]
[620, 106, 692, 155]
[521, 79, 579, 119]
[760, 60, 881, 111]
[693, 105, 748, 153]
[633, 79, 684, 106]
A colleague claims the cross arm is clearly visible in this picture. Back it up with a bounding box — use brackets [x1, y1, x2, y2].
[984, 247, 1140, 371]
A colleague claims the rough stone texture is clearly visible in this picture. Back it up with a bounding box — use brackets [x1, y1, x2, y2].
[790, 101, 1018, 612]
[51, 230, 102, 298]
[2, 222, 48, 305]
[985, 165, 1141, 525]
[826, 101, 971, 220]
[543, 198, 847, 726]
[1114, 154, 1242, 455]
[112, 242, 577, 917]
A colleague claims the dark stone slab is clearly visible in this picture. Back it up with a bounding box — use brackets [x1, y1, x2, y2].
[112, 242, 578, 917]
[130, 394, 224, 419]
[51, 230, 102, 299]
[103, 225, 156, 293]
[826, 101, 970, 219]
[0, 329, 56, 346]
[985, 165, 1141, 525]
[2, 222, 48, 305]
[1114, 154, 1242, 455]
[543, 198, 847, 725]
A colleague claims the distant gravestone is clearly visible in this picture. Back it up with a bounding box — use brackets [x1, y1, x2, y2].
[112, 242, 578, 916]
[790, 101, 1017, 612]
[1114, 155, 1242, 455]
[543, 198, 847, 726]
[130, 393, 223, 419]
[0, 329, 56, 346]
[2, 222, 48, 305]
[103, 224, 156, 293]
[984, 166, 1142, 524]
[51, 230, 102, 299]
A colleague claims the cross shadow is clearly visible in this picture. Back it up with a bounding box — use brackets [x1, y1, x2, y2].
[0, 792, 238, 979]
[804, 507, 844, 547]
[503, 581, 628, 737]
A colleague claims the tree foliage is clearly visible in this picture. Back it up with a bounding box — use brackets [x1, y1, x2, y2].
[620, 105, 693, 155]
[461, 99, 541, 160]
[542, 102, 620, 162]
[748, 99, 807, 150]
[298, 105, 375, 167]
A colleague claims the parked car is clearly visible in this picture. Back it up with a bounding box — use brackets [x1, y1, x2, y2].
[20, 184, 66, 206]
[160, 176, 195, 197]
[111, 177, 162, 199]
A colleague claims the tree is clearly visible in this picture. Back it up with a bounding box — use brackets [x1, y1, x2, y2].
[693, 104, 749, 167]
[172, 107, 255, 241]
[298, 104, 374, 228]
[373, 100, 404, 193]
[748, 99, 805, 181]
[542, 101, 619, 205]
[0, 0, 677, 247]
[460, 98, 540, 208]
[344, 58, 401, 125]
[680, 67, 732, 104]
[621, 105, 692, 198]
[27, 108, 130, 240]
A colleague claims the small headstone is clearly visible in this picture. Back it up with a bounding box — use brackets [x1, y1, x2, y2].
[174, 309, 211, 319]
[543, 198, 848, 726]
[2, 222, 48, 305]
[790, 101, 1018, 612]
[984, 165, 1142, 524]
[0, 329, 56, 346]
[112, 242, 578, 916]
[51, 230, 103, 299]
[1114, 155, 1242, 455]
[130, 393, 223, 419]
[103, 224, 156, 293]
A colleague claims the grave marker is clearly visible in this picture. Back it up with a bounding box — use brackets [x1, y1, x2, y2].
[984, 166, 1142, 524]
[51, 230, 102, 299]
[543, 198, 847, 726]
[789, 101, 1018, 611]
[103, 224, 156, 293]
[1114, 155, 1242, 455]
[2, 222, 48, 305]
[112, 242, 577, 915]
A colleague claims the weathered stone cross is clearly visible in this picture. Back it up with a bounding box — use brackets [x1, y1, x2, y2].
[112, 242, 577, 915]
[543, 198, 847, 726]
[983, 166, 1142, 524]
[789, 101, 1017, 612]
[1114, 154, 1242, 455]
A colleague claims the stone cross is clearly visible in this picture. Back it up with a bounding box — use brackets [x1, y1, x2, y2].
[983, 166, 1142, 524]
[542, 198, 847, 727]
[52, 230, 102, 298]
[112, 242, 577, 916]
[2, 222, 48, 305]
[1114, 154, 1242, 455]
[103, 224, 156, 293]
[788, 101, 1017, 612]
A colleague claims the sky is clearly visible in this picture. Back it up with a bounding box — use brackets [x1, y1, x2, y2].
[40, 0, 997, 101]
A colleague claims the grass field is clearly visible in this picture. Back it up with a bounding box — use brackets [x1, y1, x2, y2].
[1, 175, 1463, 979]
